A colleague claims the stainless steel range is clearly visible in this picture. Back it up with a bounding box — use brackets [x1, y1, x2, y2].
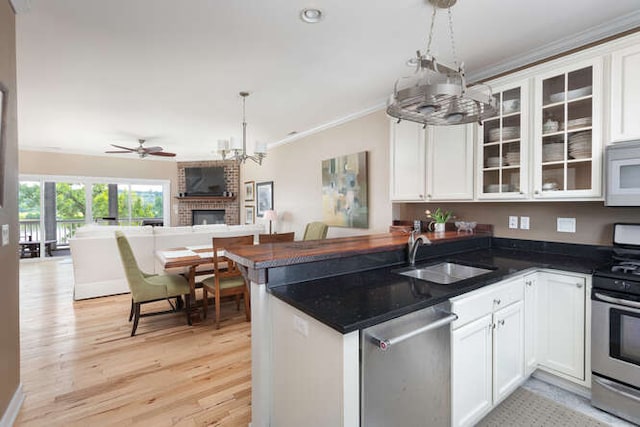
[591, 223, 640, 425]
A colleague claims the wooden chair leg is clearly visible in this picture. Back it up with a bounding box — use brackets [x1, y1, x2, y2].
[243, 290, 251, 322]
[202, 287, 208, 319]
[235, 294, 240, 311]
[131, 302, 141, 336]
[128, 299, 134, 322]
[185, 293, 192, 326]
[215, 289, 221, 329]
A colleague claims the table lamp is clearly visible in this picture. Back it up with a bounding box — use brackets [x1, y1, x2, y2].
[264, 210, 278, 234]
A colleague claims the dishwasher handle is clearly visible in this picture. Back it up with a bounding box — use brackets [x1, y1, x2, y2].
[370, 311, 458, 351]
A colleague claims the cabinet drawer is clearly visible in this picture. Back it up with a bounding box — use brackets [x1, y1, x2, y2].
[451, 278, 524, 329]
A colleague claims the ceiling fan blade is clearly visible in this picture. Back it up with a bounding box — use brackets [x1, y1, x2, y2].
[148, 151, 176, 157]
[105, 150, 134, 153]
[110, 144, 135, 151]
[143, 146, 164, 153]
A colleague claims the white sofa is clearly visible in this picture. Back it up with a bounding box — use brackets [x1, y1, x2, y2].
[69, 223, 265, 300]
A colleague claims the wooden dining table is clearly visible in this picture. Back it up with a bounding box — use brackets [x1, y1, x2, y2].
[155, 245, 226, 322]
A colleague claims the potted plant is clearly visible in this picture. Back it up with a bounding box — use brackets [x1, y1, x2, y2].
[425, 208, 453, 233]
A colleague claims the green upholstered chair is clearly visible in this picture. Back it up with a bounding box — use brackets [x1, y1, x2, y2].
[115, 231, 192, 336]
[201, 235, 253, 329]
[302, 222, 329, 240]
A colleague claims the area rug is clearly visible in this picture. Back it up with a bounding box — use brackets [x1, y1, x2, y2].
[477, 387, 609, 427]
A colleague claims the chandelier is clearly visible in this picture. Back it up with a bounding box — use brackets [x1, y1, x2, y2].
[387, 0, 497, 126]
[217, 92, 266, 165]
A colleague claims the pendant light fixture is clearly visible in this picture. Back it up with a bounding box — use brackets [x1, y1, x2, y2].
[387, 0, 497, 126]
[217, 92, 267, 165]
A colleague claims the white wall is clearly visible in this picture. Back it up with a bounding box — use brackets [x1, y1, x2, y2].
[242, 110, 392, 239]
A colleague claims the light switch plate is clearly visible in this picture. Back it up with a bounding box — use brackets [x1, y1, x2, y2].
[520, 217, 530, 230]
[1, 224, 8, 246]
[509, 216, 518, 229]
[557, 217, 576, 233]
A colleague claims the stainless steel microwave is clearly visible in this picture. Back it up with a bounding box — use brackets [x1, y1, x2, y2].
[606, 140, 640, 206]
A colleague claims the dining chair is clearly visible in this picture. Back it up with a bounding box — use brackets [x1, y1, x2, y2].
[200, 234, 254, 329]
[258, 232, 295, 243]
[115, 231, 192, 336]
[302, 222, 329, 240]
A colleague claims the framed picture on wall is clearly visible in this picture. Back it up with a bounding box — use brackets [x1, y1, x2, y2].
[0, 84, 6, 209]
[244, 180, 255, 202]
[244, 206, 255, 224]
[256, 181, 273, 217]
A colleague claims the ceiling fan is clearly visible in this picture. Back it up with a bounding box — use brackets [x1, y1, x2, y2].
[105, 139, 176, 158]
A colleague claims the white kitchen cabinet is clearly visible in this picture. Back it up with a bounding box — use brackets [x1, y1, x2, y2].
[451, 314, 493, 427]
[493, 300, 524, 402]
[390, 119, 474, 202]
[426, 124, 475, 201]
[536, 271, 586, 381]
[523, 272, 539, 376]
[477, 80, 530, 200]
[451, 277, 525, 427]
[532, 58, 603, 199]
[611, 44, 640, 143]
[390, 120, 426, 201]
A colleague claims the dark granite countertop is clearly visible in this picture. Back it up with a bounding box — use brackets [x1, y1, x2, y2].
[268, 247, 609, 334]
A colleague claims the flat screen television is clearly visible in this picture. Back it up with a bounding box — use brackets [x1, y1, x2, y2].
[184, 167, 227, 196]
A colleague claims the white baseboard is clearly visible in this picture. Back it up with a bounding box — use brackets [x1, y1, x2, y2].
[0, 383, 24, 427]
[532, 370, 591, 399]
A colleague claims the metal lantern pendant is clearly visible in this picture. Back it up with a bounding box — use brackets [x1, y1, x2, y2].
[387, 0, 497, 126]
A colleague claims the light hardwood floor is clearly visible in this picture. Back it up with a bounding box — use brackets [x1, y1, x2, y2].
[16, 257, 252, 426]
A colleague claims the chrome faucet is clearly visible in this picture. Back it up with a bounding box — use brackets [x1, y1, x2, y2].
[408, 230, 431, 266]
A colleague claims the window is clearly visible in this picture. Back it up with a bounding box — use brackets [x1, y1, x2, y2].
[19, 175, 170, 256]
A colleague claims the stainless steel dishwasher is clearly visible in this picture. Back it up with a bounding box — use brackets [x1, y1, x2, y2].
[361, 301, 457, 427]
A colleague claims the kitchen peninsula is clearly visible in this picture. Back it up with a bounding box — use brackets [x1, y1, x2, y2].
[224, 231, 608, 427]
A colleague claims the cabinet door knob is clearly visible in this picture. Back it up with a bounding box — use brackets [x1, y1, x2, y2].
[526, 281, 532, 287]
[534, 190, 540, 195]
[499, 319, 505, 326]
[494, 298, 501, 305]
[576, 283, 583, 288]
[427, 194, 431, 199]
[419, 194, 424, 198]
[519, 191, 524, 195]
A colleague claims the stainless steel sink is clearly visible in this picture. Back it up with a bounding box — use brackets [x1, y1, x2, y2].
[398, 262, 493, 284]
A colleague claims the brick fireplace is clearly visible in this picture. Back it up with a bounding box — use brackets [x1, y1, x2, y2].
[176, 160, 240, 226]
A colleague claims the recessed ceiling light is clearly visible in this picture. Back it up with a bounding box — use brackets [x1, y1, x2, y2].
[300, 8, 323, 23]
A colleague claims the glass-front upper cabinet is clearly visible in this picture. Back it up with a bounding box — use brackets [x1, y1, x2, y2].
[477, 80, 529, 199]
[533, 58, 603, 199]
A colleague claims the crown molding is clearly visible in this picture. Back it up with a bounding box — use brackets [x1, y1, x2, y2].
[468, 11, 640, 83]
[270, 101, 386, 148]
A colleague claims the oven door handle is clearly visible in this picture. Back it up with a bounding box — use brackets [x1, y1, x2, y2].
[594, 292, 640, 310]
[594, 376, 640, 403]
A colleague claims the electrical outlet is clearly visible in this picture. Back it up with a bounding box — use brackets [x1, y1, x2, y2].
[557, 217, 576, 233]
[293, 315, 309, 337]
[508, 216, 518, 229]
[520, 216, 530, 230]
[1, 224, 8, 246]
